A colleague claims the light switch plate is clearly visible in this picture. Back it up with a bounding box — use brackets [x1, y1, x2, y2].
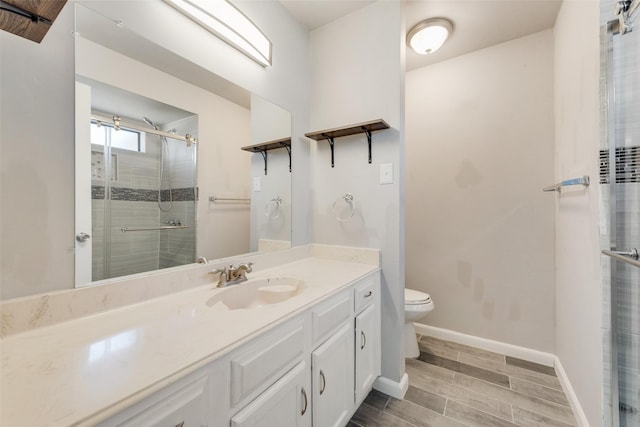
[380, 163, 393, 184]
[253, 177, 261, 191]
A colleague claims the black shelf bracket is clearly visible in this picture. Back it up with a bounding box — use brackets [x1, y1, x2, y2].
[323, 133, 336, 168]
[280, 142, 292, 172]
[362, 127, 373, 164]
[241, 137, 291, 175]
[257, 150, 268, 175]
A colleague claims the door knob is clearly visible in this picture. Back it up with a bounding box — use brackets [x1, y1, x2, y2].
[76, 232, 91, 242]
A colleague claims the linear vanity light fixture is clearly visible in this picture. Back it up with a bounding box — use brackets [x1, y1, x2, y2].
[163, 0, 272, 67]
[407, 18, 453, 55]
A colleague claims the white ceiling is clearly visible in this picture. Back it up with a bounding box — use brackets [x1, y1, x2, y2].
[279, 0, 376, 30]
[279, 0, 562, 71]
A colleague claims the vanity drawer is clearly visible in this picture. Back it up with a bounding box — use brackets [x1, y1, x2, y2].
[312, 290, 352, 346]
[100, 374, 210, 427]
[354, 274, 378, 314]
[231, 319, 305, 408]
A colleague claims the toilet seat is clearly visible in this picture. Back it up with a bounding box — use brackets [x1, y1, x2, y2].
[405, 288, 431, 305]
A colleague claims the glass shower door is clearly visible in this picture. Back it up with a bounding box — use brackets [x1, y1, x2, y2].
[103, 120, 197, 281]
[602, 2, 640, 426]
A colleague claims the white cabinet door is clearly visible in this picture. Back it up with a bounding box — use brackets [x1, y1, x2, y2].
[312, 322, 354, 427]
[231, 361, 311, 427]
[355, 303, 380, 405]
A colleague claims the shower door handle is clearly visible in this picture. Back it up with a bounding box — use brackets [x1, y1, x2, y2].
[76, 232, 91, 242]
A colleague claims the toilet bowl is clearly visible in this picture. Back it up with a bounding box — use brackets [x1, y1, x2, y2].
[404, 288, 434, 358]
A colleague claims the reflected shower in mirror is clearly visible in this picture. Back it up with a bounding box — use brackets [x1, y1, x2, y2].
[77, 79, 198, 284]
[73, 3, 291, 288]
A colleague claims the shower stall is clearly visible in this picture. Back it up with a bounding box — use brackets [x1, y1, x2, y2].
[601, 1, 640, 426]
[89, 113, 198, 282]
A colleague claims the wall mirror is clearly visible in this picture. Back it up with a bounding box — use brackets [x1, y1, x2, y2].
[74, 3, 292, 287]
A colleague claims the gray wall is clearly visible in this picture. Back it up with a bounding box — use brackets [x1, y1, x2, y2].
[309, 1, 406, 384]
[1, 4, 76, 299]
[406, 30, 556, 352]
[554, 1, 602, 425]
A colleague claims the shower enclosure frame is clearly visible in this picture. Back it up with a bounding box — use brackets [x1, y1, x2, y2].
[601, 1, 640, 425]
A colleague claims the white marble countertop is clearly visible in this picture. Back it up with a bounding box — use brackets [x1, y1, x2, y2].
[1, 257, 378, 426]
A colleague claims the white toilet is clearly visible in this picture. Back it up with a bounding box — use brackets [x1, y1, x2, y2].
[404, 288, 435, 358]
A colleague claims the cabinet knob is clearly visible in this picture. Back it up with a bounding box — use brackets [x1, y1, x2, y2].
[301, 387, 308, 415]
[361, 331, 367, 350]
[319, 370, 326, 395]
[364, 291, 372, 298]
[175, 422, 184, 427]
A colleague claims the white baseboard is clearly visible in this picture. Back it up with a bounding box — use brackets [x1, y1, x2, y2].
[373, 373, 409, 400]
[414, 323, 555, 366]
[554, 356, 590, 427]
[414, 323, 589, 427]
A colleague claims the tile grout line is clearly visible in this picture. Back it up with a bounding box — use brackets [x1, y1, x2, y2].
[446, 371, 517, 423]
[419, 352, 512, 389]
[454, 367, 577, 420]
[446, 398, 523, 426]
[380, 403, 421, 427]
[422, 335, 510, 363]
[509, 375, 572, 407]
[510, 403, 579, 427]
[381, 395, 390, 411]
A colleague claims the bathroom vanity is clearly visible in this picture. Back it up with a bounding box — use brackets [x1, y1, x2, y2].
[0, 246, 381, 427]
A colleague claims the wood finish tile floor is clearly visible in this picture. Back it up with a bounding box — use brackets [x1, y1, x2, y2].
[349, 335, 578, 427]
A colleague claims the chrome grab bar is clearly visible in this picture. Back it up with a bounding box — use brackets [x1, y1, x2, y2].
[208, 196, 250, 203]
[543, 175, 590, 192]
[602, 248, 640, 268]
[121, 225, 190, 232]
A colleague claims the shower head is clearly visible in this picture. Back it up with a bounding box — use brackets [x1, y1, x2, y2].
[142, 116, 159, 130]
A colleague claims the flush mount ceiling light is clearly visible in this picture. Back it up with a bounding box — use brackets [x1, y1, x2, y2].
[164, 0, 272, 67]
[407, 18, 453, 55]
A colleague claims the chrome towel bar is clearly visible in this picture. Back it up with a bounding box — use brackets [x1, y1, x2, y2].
[602, 249, 640, 268]
[543, 175, 590, 192]
[209, 196, 250, 203]
[121, 225, 190, 232]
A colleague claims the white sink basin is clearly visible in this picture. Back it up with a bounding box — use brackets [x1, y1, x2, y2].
[206, 277, 305, 310]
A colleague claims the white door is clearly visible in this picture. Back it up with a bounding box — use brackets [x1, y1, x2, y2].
[231, 361, 311, 427]
[312, 322, 354, 427]
[355, 304, 380, 405]
[74, 82, 92, 286]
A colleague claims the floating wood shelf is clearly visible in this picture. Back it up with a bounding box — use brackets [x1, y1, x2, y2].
[241, 137, 291, 175]
[0, 0, 67, 43]
[305, 119, 390, 167]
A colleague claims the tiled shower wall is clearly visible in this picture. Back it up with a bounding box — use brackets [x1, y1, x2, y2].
[91, 116, 197, 281]
[600, 1, 640, 426]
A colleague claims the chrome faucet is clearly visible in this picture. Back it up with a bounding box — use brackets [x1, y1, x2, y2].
[209, 262, 253, 287]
